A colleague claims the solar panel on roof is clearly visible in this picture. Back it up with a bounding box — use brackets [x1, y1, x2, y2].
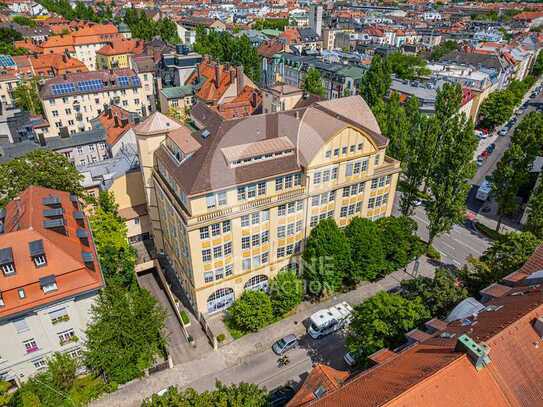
[130, 76, 141, 87]
[51, 83, 76, 96]
[0, 55, 15, 67]
[77, 79, 103, 92]
[117, 76, 130, 87]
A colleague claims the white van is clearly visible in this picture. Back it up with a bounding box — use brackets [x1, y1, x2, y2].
[307, 301, 353, 339]
[476, 180, 492, 201]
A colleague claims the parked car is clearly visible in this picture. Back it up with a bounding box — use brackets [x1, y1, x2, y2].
[307, 302, 353, 339]
[487, 143, 496, 153]
[413, 198, 423, 207]
[474, 130, 486, 139]
[272, 334, 298, 355]
[481, 150, 490, 159]
[269, 385, 296, 407]
[476, 156, 485, 167]
[499, 128, 508, 137]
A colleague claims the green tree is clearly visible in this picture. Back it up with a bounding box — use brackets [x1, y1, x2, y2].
[13, 78, 43, 115]
[344, 217, 386, 283]
[347, 292, 430, 363]
[0, 149, 83, 206]
[490, 145, 529, 232]
[227, 290, 274, 332]
[0, 381, 12, 406]
[387, 53, 430, 80]
[377, 216, 424, 272]
[84, 282, 167, 385]
[302, 67, 325, 97]
[359, 54, 391, 108]
[12, 16, 37, 27]
[90, 195, 136, 287]
[400, 268, 468, 318]
[429, 40, 459, 61]
[460, 232, 541, 295]
[510, 111, 543, 164]
[378, 92, 410, 163]
[253, 18, 289, 30]
[532, 50, 543, 77]
[479, 90, 515, 129]
[526, 182, 543, 239]
[426, 85, 477, 245]
[302, 218, 351, 297]
[269, 270, 303, 317]
[0, 27, 29, 55]
[141, 382, 268, 407]
[47, 353, 78, 392]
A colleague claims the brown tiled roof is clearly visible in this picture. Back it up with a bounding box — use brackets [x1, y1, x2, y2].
[257, 40, 285, 58]
[169, 126, 201, 155]
[0, 186, 103, 319]
[96, 38, 144, 57]
[368, 348, 396, 364]
[29, 54, 87, 77]
[118, 203, 148, 220]
[480, 283, 512, 298]
[149, 95, 388, 197]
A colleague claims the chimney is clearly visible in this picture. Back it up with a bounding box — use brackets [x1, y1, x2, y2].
[113, 114, 119, 127]
[107, 107, 112, 119]
[236, 66, 244, 95]
[121, 117, 129, 127]
[214, 63, 221, 86]
[62, 54, 67, 63]
[455, 334, 491, 371]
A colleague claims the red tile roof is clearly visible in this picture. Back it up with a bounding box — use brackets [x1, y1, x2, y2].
[29, 54, 87, 77]
[0, 186, 103, 319]
[96, 105, 136, 146]
[304, 245, 543, 407]
[287, 364, 349, 407]
[96, 38, 144, 57]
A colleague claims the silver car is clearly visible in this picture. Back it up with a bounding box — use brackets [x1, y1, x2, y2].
[272, 334, 298, 355]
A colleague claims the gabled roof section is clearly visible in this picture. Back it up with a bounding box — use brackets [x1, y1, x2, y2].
[134, 111, 182, 136]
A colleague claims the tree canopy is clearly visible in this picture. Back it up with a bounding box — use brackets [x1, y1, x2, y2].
[12, 16, 37, 27]
[89, 191, 137, 287]
[141, 382, 268, 407]
[460, 232, 541, 296]
[269, 270, 303, 317]
[302, 67, 325, 97]
[302, 218, 351, 297]
[347, 292, 430, 364]
[387, 53, 430, 80]
[227, 290, 274, 333]
[0, 149, 83, 206]
[401, 268, 468, 318]
[84, 282, 167, 385]
[124, 9, 180, 44]
[429, 40, 459, 61]
[193, 27, 261, 83]
[526, 181, 543, 239]
[359, 55, 391, 108]
[253, 18, 289, 30]
[0, 27, 28, 55]
[13, 78, 43, 115]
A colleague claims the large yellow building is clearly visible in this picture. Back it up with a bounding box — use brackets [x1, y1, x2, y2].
[134, 95, 400, 315]
[95, 39, 144, 70]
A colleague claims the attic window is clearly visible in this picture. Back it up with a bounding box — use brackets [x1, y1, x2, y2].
[314, 386, 326, 399]
[0, 248, 14, 276]
[42, 195, 61, 206]
[40, 275, 57, 294]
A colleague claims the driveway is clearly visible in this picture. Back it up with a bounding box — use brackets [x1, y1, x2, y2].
[137, 270, 199, 365]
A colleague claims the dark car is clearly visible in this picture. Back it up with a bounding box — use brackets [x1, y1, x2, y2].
[269, 385, 296, 407]
[486, 143, 496, 153]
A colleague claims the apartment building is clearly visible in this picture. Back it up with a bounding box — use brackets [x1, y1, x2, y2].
[96, 38, 144, 70]
[134, 95, 400, 316]
[0, 186, 104, 387]
[40, 68, 154, 137]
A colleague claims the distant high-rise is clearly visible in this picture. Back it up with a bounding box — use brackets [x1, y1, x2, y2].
[309, 5, 323, 37]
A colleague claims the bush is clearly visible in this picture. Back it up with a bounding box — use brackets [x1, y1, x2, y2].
[217, 334, 225, 343]
[426, 245, 441, 261]
[269, 271, 303, 317]
[180, 310, 190, 325]
[474, 221, 503, 240]
[227, 290, 274, 333]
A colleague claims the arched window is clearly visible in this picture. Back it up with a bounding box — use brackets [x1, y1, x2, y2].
[244, 275, 269, 292]
[207, 287, 235, 315]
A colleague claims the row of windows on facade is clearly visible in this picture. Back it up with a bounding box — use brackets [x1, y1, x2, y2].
[32, 348, 82, 371]
[21, 328, 77, 358]
[202, 250, 270, 280]
[205, 174, 304, 209]
[201, 242, 232, 262]
[324, 142, 364, 159]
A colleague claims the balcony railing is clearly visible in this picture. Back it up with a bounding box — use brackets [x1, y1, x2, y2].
[26, 346, 39, 354]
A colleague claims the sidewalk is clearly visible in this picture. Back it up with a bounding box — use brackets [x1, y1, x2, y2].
[91, 257, 436, 407]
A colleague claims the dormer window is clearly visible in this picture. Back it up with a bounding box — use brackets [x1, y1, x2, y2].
[40, 275, 57, 294]
[0, 293, 4, 307]
[29, 240, 46, 268]
[0, 247, 14, 276]
[18, 288, 25, 299]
